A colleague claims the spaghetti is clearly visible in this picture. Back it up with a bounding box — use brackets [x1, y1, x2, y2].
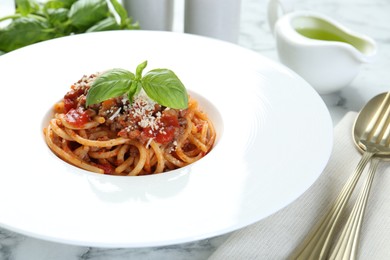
[43, 73, 216, 176]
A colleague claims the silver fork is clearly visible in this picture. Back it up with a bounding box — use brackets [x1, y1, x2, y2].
[291, 92, 390, 260]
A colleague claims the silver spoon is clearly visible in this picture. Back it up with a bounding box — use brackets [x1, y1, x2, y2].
[329, 92, 390, 259]
[291, 92, 390, 260]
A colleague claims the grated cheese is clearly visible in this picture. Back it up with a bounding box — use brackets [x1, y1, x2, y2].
[130, 90, 163, 131]
[145, 138, 153, 148]
[109, 107, 121, 121]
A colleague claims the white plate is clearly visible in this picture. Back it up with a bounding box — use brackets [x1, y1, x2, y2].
[0, 31, 332, 247]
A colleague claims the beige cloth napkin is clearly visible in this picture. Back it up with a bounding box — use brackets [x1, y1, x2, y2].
[209, 112, 390, 260]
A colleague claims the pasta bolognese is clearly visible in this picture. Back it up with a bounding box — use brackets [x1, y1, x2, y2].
[43, 71, 216, 176]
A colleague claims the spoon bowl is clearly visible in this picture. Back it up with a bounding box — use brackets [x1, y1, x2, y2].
[353, 92, 390, 159]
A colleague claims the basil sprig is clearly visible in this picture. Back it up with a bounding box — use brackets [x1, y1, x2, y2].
[0, 0, 139, 54]
[86, 61, 189, 109]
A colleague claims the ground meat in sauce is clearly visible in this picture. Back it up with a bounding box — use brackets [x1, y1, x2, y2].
[63, 74, 188, 146]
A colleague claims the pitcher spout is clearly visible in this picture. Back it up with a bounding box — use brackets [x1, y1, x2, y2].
[350, 35, 377, 63]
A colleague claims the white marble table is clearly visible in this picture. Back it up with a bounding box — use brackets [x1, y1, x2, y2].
[1, 0, 389, 259]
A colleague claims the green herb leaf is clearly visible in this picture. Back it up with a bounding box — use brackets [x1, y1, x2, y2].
[85, 62, 189, 110]
[128, 81, 142, 102]
[16, 0, 38, 16]
[86, 17, 120, 32]
[0, 0, 138, 54]
[0, 17, 53, 52]
[135, 60, 147, 79]
[121, 17, 139, 30]
[46, 8, 69, 27]
[43, 1, 65, 9]
[44, 0, 77, 9]
[86, 68, 134, 107]
[68, 0, 109, 31]
[142, 69, 188, 109]
[108, 0, 128, 26]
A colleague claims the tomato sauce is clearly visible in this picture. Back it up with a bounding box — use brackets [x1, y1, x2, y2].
[63, 86, 84, 112]
[140, 114, 179, 144]
[97, 163, 115, 174]
[155, 126, 176, 144]
[65, 107, 90, 127]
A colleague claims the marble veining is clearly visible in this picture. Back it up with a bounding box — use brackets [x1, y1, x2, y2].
[1, 0, 390, 259]
[0, 226, 227, 260]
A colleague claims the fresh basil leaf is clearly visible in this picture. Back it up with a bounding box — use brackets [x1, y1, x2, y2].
[68, 0, 109, 31]
[136, 60, 147, 80]
[0, 0, 139, 54]
[16, 0, 37, 16]
[128, 81, 142, 103]
[122, 17, 139, 30]
[45, 0, 77, 9]
[86, 68, 135, 107]
[44, 8, 70, 36]
[46, 8, 69, 26]
[60, 0, 78, 8]
[142, 69, 188, 109]
[86, 17, 120, 32]
[108, 0, 128, 26]
[0, 17, 53, 52]
[43, 1, 65, 9]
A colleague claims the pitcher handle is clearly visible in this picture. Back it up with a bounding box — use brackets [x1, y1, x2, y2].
[267, 0, 295, 32]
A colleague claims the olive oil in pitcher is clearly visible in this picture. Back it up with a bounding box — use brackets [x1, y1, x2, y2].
[296, 28, 350, 42]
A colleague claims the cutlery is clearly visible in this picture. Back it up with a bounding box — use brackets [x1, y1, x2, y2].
[291, 92, 390, 260]
[329, 93, 390, 259]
